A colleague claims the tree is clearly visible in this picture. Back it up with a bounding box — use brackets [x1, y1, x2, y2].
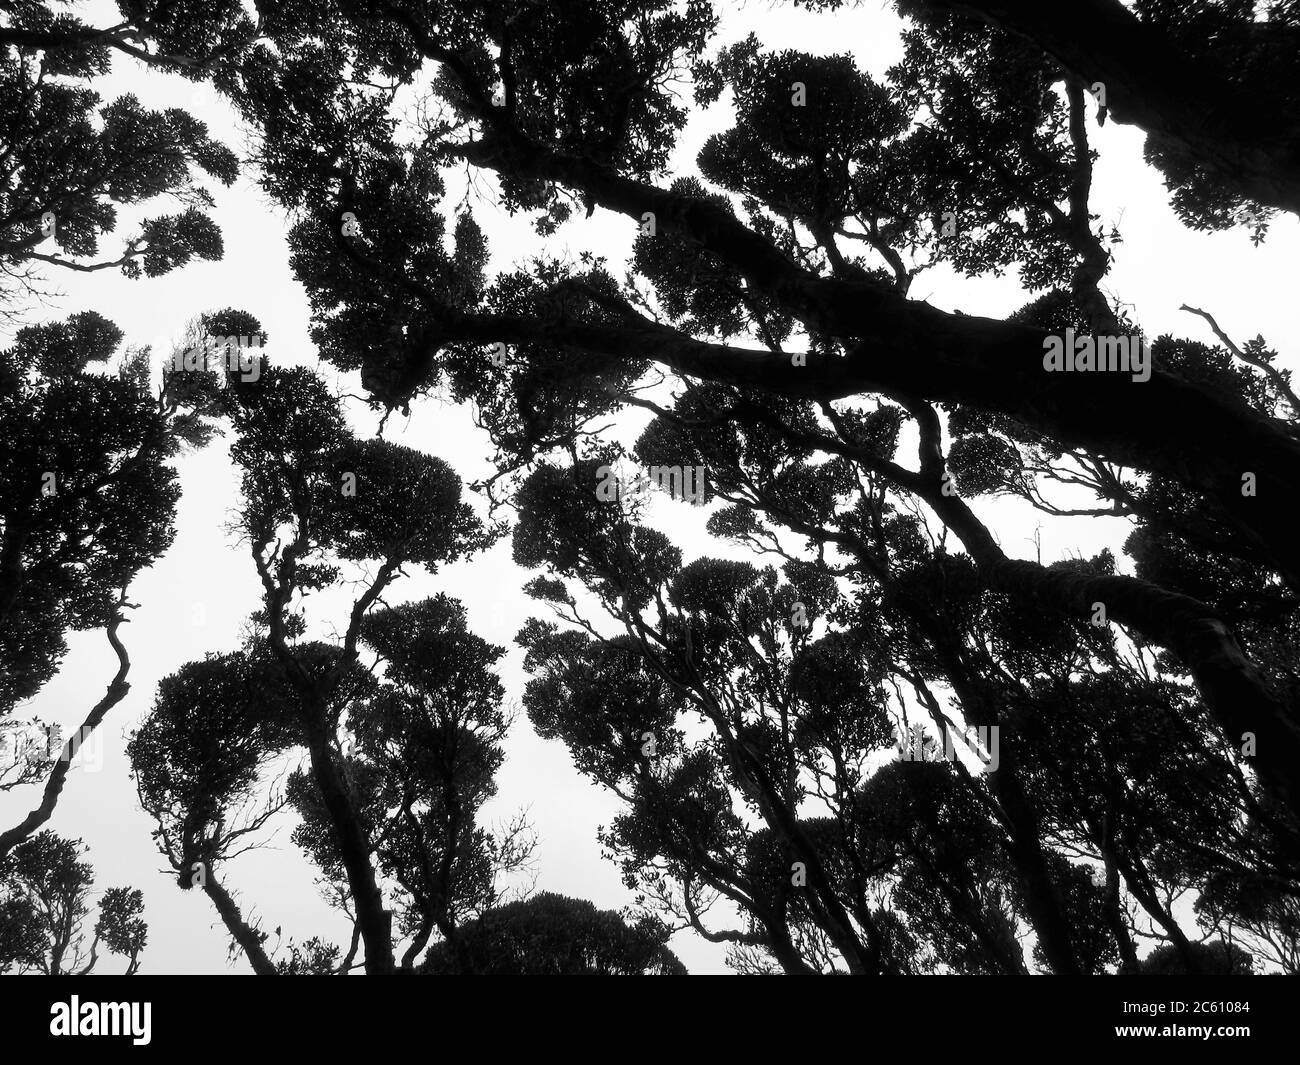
[283, 596, 533, 974]
[0, 308, 226, 859]
[227, 363, 493, 974]
[420, 892, 686, 974]
[131, 364, 616, 976]
[0, 829, 147, 974]
[0, 5, 244, 311]
[0, 1, 264, 73]
[128, 649, 300, 976]
[1138, 939, 1255, 976]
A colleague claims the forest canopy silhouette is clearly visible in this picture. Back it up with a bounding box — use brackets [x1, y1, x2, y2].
[2, 0, 1299, 977]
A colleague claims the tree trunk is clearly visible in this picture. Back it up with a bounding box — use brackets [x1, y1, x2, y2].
[204, 872, 278, 976]
[299, 707, 396, 975]
[0, 619, 130, 860]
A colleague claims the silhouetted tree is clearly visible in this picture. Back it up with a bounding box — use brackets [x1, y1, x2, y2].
[0, 829, 147, 974]
[1138, 939, 1254, 975]
[0, 3, 244, 309]
[0, 309, 229, 859]
[128, 650, 300, 975]
[420, 892, 685, 974]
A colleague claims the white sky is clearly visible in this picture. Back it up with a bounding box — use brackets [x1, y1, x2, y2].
[2, 0, 1297, 975]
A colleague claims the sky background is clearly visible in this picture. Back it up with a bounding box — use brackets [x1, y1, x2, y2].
[2, 0, 1298, 975]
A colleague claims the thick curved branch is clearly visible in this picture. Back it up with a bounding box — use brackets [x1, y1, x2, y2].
[363, 124, 1300, 588]
[0, 610, 131, 859]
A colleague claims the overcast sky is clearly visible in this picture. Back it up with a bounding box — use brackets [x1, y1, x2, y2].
[2, 0, 1297, 975]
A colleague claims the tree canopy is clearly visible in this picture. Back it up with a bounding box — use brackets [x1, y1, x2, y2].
[2, 0, 1298, 977]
